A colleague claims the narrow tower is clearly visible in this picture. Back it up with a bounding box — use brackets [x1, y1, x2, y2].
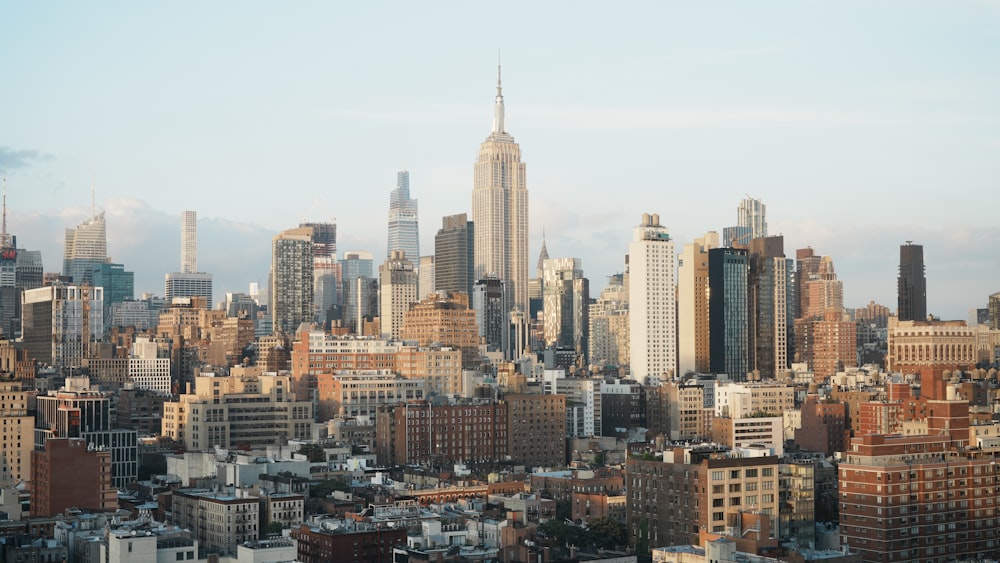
[897, 242, 927, 321]
[181, 211, 197, 274]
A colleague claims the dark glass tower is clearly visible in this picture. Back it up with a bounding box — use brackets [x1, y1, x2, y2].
[709, 247, 749, 380]
[897, 242, 926, 321]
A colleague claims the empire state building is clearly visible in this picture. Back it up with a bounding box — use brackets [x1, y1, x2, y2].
[472, 66, 528, 312]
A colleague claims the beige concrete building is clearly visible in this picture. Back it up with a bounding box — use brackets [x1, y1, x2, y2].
[715, 381, 795, 418]
[0, 380, 32, 485]
[379, 250, 417, 340]
[678, 232, 718, 375]
[886, 317, 977, 375]
[315, 371, 426, 420]
[162, 368, 312, 451]
[651, 381, 714, 441]
[395, 346, 464, 397]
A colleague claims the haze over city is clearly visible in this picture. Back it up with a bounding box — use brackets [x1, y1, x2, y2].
[2, 2, 999, 318]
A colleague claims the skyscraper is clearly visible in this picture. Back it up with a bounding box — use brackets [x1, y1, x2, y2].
[22, 285, 104, 369]
[379, 250, 417, 340]
[63, 212, 108, 285]
[628, 213, 676, 386]
[677, 231, 718, 375]
[434, 213, 474, 297]
[339, 251, 375, 334]
[271, 227, 314, 334]
[709, 247, 749, 380]
[897, 242, 926, 321]
[165, 211, 213, 305]
[473, 275, 511, 358]
[747, 236, 794, 378]
[541, 257, 589, 360]
[472, 66, 528, 312]
[181, 210, 197, 274]
[387, 170, 419, 261]
[722, 196, 767, 247]
[300, 222, 339, 324]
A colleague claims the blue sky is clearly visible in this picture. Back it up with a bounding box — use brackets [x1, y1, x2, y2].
[2, 1, 998, 319]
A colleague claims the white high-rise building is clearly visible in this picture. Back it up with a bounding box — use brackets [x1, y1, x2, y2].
[387, 170, 419, 261]
[628, 213, 676, 386]
[472, 65, 528, 312]
[181, 210, 197, 274]
[678, 231, 719, 375]
[738, 196, 767, 239]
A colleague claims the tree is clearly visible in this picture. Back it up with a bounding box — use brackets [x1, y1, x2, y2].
[585, 516, 625, 550]
[262, 521, 284, 537]
[309, 477, 350, 498]
[297, 443, 327, 463]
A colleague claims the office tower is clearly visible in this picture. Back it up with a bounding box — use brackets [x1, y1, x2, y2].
[795, 247, 822, 318]
[589, 274, 629, 369]
[22, 285, 104, 369]
[708, 247, 749, 380]
[541, 257, 589, 360]
[990, 292, 1000, 331]
[92, 262, 134, 330]
[434, 213, 474, 297]
[30, 438, 116, 517]
[379, 250, 417, 340]
[418, 256, 434, 300]
[628, 213, 676, 386]
[181, 210, 197, 274]
[0, 182, 17, 337]
[339, 251, 375, 334]
[400, 292, 480, 369]
[678, 231, 719, 375]
[387, 170, 419, 261]
[747, 236, 794, 378]
[300, 222, 339, 324]
[63, 212, 108, 285]
[271, 227, 314, 334]
[473, 275, 510, 357]
[897, 241, 926, 321]
[164, 272, 213, 304]
[472, 66, 528, 312]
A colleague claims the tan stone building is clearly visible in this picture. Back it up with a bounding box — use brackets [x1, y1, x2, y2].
[400, 292, 480, 368]
[315, 370, 425, 420]
[0, 380, 33, 485]
[162, 368, 312, 451]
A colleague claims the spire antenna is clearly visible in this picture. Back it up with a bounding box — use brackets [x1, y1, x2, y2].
[492, 52, 506, 134]
[1, 175, 7, 239]
[91, 171, 96, 216]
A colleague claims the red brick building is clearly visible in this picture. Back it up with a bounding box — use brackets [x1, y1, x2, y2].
[795, 394, 849, 456]
[838, 400, 1000, 563]
[292, 522, 406, 563]
[375, 400, 507, 466]
[30, 438, 116, 517]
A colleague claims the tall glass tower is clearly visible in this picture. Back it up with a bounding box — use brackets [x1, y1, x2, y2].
[897, 242, 926, 321]
[387, 171, 419, 262]
[63, 213, 108, 285]
[472, 65, 528, 312]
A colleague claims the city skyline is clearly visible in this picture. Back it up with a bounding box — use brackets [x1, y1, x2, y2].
[2, 2, 998, 319]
